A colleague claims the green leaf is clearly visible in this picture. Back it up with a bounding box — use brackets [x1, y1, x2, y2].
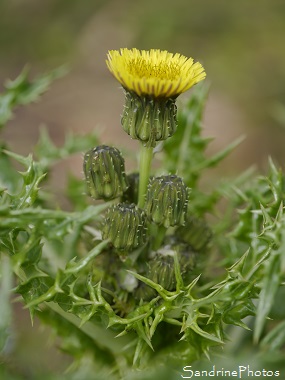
[189, 321, 223, 344]
[0, 255, 13, 352]
[35, 127, 99, 167]
[261, 319, 285, 351]
[2, 150, 46, 209]
[193, 135, 245, 171]
[16, 276, 54, 321]
[0, 66, 67, 129]
[0, 143, 21, 193]
[65, 240, 112, 275]
[66, 173, 89, 211]
[254, 252, 281, 343]
[36, 303, 118, 369]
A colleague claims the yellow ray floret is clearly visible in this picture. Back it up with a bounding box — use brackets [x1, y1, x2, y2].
[106, 48, 206, 98]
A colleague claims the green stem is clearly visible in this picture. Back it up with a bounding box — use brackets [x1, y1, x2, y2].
[138, 143, 153, 208]
[152, 225, 167, 251]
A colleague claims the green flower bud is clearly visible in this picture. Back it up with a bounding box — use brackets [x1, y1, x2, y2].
[147, 243, 196, 291]
[148, 254, 176, 291]
[134, 282, 156, 302]
[83, 145, 129, 200]
[121, 91, 177, 147]
[145, 175, 188, 228]
[177, 216, 212, 252]
[135, 239, 197, 301]
[121, 172, 140, 204]
[102, 203, 148, 251]
[164, 237, 197, 285]
[134, 253, 176, 301]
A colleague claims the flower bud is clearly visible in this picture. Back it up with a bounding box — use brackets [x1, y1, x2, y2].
[163, 236, 197, 274]
[121, 91, 177, 147]
[177, 216, 212, 252]
[83, 145, 129, 200]
[134, 282, 156, 301]
[102, 203, 148, 251]
[145, 175, 188, 228]
[147, 254, 176, 291]
[147, 241, 196, 290]
[121, 172, 140, 204]
[135, 239, 197, 301]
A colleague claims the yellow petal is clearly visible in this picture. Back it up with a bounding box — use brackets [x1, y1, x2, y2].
[106, 48, 206, 98]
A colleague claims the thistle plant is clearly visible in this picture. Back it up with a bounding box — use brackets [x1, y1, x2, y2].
[1, 50, 285, 380]
[106, 48, 205, 209]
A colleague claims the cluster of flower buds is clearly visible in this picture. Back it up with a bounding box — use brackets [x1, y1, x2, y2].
[83, 144, 192, 253]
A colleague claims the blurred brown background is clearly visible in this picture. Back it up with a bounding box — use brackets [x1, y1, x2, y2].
[1, 0, 285, 172]
[1, 0, 285, 377]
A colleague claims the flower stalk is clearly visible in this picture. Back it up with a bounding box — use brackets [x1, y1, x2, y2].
[152, 224, 167, 251]
[138, 143, 153, 208]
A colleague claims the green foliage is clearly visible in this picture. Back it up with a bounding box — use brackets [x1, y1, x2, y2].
[0, 67, 67, 129]
[1, 71, 284, 379]
[35, 127, 99, 168]
[0, 256, 13, 352]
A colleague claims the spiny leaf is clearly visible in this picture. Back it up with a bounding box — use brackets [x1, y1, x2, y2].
[0, 66, 67, 128]
[35, 127, 99, 167]
[181, 318, 223, 344]
[65, 239, 110, 274]
[0, 143, 21, 193]
[2, 150, 46, 209]
[194, 135, 246, 171]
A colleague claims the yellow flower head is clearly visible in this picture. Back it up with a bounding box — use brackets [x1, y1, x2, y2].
[106, 48, 206, 98]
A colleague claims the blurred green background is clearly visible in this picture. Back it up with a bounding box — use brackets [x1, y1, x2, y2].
[1, 0, 285, 378]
